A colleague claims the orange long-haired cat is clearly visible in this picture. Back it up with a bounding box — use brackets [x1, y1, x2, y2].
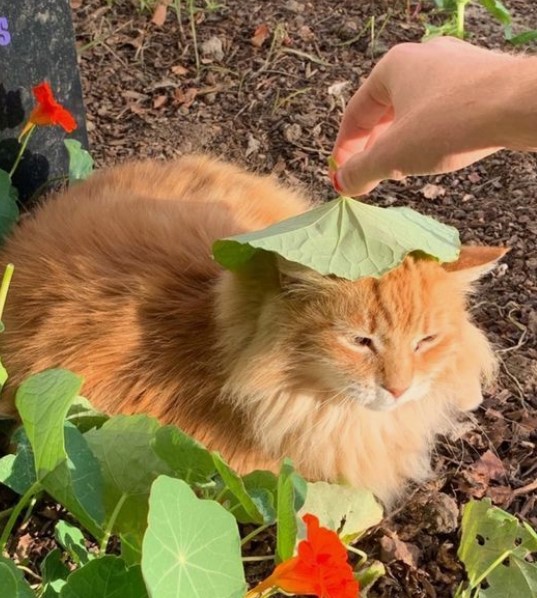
[0, 156, 505, 503]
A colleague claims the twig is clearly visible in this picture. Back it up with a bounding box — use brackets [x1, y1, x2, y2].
[512, 479, 537, 498]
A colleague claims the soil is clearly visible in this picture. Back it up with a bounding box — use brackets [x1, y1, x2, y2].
[4, 0, 537, 596]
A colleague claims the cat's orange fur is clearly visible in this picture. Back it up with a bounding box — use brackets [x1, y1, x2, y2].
[0, 156, 505, 503]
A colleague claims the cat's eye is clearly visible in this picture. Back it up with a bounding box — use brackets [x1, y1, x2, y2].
[415, 335, 438, 351]
[353, 336, 375, 350]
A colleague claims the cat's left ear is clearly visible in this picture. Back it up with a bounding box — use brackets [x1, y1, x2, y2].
[442, 245, 508, 285]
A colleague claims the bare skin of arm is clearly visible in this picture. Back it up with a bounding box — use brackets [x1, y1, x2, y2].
[331, 36, 537, 197]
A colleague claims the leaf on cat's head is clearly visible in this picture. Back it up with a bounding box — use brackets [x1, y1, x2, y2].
[212, 197, 460, 281]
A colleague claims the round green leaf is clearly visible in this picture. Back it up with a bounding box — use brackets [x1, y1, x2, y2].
[213, 197, 460, 280]
[142, 476, 246, 598]
[298, 481, 383, 543]
[60, 556, 147, 598]
[84, 415, 171, 538]
[0, 556, 34, 597]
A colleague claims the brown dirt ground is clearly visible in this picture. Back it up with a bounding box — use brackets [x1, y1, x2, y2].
[3, 1, 537, 596]
[69, 0, 537, 595]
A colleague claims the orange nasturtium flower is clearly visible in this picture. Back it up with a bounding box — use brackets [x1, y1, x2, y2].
[246, 514, 360, 598]
[20, 81, 77, 137]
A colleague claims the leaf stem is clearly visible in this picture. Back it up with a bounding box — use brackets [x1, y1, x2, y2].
[99, 493, 128, 554]
[9, 125, 35, 178]
[0, 264, 14, 323]
[468, 548, 513, 590]
[241, 554, 275, 562]
[241, 523, 271, 547]
[346, 544, 368, 565]
[0, 481, 41, 554]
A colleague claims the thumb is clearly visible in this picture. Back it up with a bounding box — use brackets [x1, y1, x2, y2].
[334, 124, 405, 196]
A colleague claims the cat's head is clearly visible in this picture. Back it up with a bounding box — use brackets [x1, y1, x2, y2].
[271, 246, 506, 412]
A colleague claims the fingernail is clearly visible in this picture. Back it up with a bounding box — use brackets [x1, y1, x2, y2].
[333, 170, 343, 193]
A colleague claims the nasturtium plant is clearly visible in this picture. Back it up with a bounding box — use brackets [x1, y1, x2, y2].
[213, 197, 460, 281]
[456, 499, 537, 597]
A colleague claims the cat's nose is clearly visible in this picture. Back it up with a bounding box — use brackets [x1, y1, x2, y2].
[383, 385, 408, 399]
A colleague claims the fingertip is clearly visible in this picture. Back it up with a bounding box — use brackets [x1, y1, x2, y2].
[332, 169, 343, 194]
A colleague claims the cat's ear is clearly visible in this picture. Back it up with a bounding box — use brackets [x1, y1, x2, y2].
[443, 245, 508, 284]
[276, 256, 328, 290]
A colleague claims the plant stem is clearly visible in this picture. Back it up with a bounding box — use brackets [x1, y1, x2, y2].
[456, 0, 466, 38]
[188, 0, 200, 77]
[9, 125, 35, 178]
[346, 544, 368, 565]
[241, 523, 271, 547]
[0, 481, 41, 554]
[0, 264, 14, 322]
[241, 554, 275, 562]
[0, 507, 13, 520]
[99, 493, 128, 554]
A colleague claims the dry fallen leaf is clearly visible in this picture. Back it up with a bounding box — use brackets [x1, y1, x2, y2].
[151, 0, 171, 26]
[421, 183, 446, 200]
[472, 449, 506, 483]
[298, 25, 315, 42]
[171, 65, 189, 76]
[380, 535, 420, 569]
[468, 172, 481, 183]
[153, 95, 168, 109]
[251, 24, 270, 48]
[174, 87, 198, 109]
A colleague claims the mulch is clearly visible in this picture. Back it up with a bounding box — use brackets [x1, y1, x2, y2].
[3, 0, 537, 595]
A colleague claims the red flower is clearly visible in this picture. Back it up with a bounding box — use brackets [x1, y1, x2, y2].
[24, 82, 77, 134]
[247, 514, 360, 598]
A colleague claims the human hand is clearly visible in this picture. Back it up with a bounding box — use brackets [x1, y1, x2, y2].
[331, 37, 518, 196]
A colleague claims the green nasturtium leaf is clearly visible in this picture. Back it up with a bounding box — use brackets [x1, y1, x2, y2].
[41, 549, 69, 598]
[142, 476, 246, 598]
[213, 452, 265, 524]
[16, 369, 84, 477]
[0, 169, 20, 242]
[0, 358, 7, 389]
[121, 533, 143, 567]
[0, 428, 37, 495]
[0, 556, 34, 597]
[55, 520, 93, 566]
[64, 140, 94, 183]
[299, 481, 383, 543]
[153, 425, 216, 484]
[60, 556, 147, 598]
[85, 415, 171, 540]
[213, 197, 460, 281]
[458, 499, 537, 598]
[42, 423, 105, 538]
[276, 459, 303, 562]
[233, 470, 278, 525]
[66, 396, 108, 433]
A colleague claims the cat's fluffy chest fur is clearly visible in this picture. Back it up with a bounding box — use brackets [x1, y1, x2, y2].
[0, 156, 501, 503]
